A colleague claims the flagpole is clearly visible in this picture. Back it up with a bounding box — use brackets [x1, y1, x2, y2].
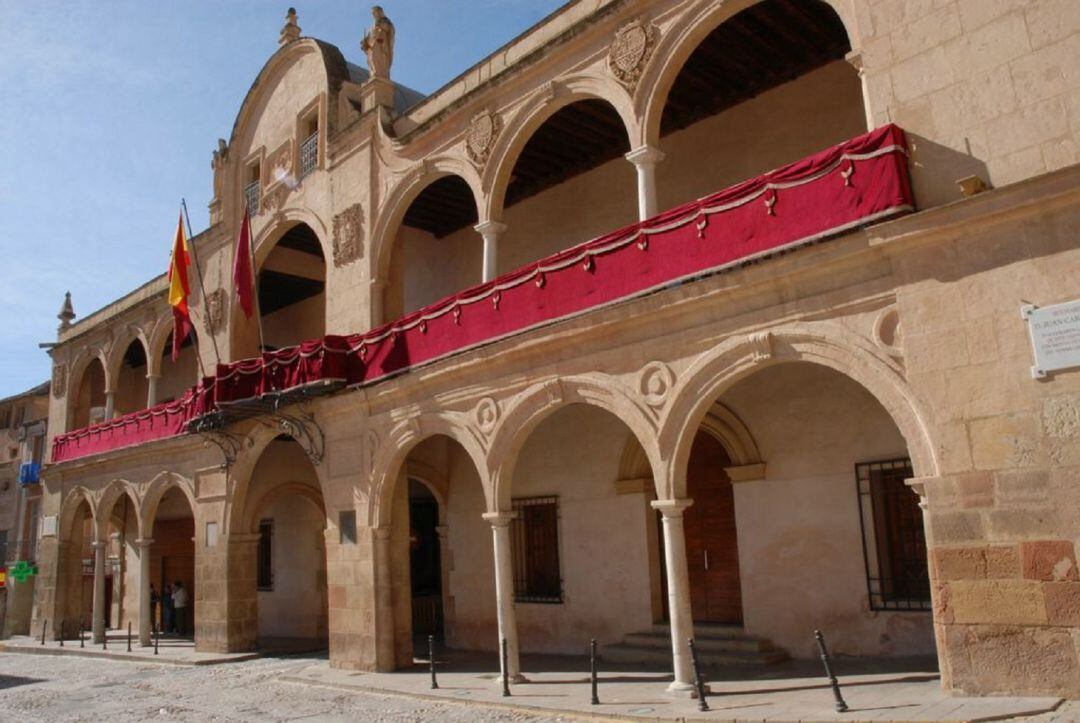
[181, 199, 223, 372]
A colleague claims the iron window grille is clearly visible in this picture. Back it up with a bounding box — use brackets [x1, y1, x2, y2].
[299, 132, 319, 179]
[257, 519, 274, 591]
[244, 180, 261, 216]
[855, 458, 931, 611]
[511, 496, 563, 604]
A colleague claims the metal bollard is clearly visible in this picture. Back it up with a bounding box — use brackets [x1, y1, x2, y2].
[814, 630, 848, 713]
[59, 620, 64, 647]
[501, 637, 511, 697]
[127, 622, 132, 652]
[589, 638, 599, 705]
[428, 635, 438, 689]
[102, 620, 108, 650]
[40, 619, 47, 645]
[79, 620, 85, 648]
[688, 638, 709, 712]
[153, 621, 159, 656]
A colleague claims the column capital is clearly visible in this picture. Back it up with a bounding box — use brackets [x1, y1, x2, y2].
[372, 526, 393, 541]
[650, 498, 693, 518]
[90, 540, 108, 550]
[482, 511, 517, 527]
[474, 220, 508, 238]
[224, 533, 261, 545]
[625, 144, 665, 167]
[145, 372, 161, 381]
[369, 277, 387, 292]
[135, 538, 155, 548]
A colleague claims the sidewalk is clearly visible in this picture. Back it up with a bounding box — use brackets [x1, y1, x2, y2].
[280, 649, 1063, 722]
[0, 630, 258, 666]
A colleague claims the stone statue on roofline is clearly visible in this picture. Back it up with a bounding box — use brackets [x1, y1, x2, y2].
[280, 7, 301, 46]
[361, 5, 395, 79]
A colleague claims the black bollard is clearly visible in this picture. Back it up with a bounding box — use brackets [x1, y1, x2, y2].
[688, 638, 709, 712]
[154, 621, 159, 656]
[102, 620, 108, 650]
[501, 637, 511, 697]
[428, 635, 439, 689]
[40, 619, 47, 646]
[59, 620, 64, 647]
[589, 638, 599, 705]
[814, 630, 848, 713]
[127, 622, 132, 652]
[79, 620, 85, 648]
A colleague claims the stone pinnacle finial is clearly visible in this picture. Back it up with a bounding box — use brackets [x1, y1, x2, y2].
[280, 7, 301, 46]
[57, 291, 75, 332]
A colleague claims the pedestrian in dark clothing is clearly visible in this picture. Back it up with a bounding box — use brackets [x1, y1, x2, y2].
[149, 584, 160, 633]
[163, 584, 175, 634]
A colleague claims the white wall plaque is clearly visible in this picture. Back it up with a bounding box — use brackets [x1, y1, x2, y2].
[1023, 299, 1080, 378]
[40, 515, 57, 537]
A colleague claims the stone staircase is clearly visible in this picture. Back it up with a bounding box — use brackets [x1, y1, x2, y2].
[603, 623, 788, 668]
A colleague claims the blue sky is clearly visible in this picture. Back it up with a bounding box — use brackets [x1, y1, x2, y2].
[0, 0, 565, 398]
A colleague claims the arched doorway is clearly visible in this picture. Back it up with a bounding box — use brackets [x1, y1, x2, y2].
[71, 357, 106, 428]
[56, 495, 94, 639]
[242, 436, 328, 653]
[682, 361, 934, 659]
[408, 479, 444, 638]
[497, 99, 635, 271]
[256, 224, 326, 351]
[97, 489, 141, 635]
[146, 486, 196, 640]
[114, 339, 150, 415]
[653, 0, 862, 210]
[383, 176, 480, 322]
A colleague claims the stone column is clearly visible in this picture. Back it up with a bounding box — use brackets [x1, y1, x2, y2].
[136, 538, 154, 646]
[104, 391, 116, 421]
[91, 539, 107, 643]
[625, 145, 666, 221]
[651, 499, 696, 694]
[146, 374, 160, 407]
[372, 526, 396, 671]
[369, 278, 387, 329]
[482, 511, 525, 684]
[474, 221, 507, 283]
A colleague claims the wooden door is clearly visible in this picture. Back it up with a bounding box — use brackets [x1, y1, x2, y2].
[684, 431, 743, 624]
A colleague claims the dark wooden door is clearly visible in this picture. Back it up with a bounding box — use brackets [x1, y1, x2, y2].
[685, 431, 743, 624]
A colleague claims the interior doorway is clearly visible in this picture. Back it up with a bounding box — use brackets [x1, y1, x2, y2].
[685, 431, 743, 624]
[408, 479, 443, 637]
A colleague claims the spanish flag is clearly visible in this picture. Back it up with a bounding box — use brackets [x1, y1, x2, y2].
[168, 212, 193, 361]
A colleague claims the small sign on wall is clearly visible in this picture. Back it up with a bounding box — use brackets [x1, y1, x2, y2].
[40, 515, 57, 538]
[1024, 300, 1080, 378]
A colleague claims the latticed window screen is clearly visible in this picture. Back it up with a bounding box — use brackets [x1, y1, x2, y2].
[257, 519, 274, 591]
[244, 181, 261, 216]
[855, 458, 931, 610]
[511, 496, 562, 603]
[299, 132, 319, 179]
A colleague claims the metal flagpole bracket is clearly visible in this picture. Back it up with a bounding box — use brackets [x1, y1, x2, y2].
[190, 412, 250, 469]
[267, 399, 325, 465]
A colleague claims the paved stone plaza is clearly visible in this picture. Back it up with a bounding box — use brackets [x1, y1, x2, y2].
[0, 644, 1072, 722]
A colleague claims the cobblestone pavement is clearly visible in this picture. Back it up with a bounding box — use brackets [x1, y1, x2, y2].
[0, 653, 565, 722]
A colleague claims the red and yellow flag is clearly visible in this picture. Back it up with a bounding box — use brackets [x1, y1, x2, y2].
[168, 212, 193, 361]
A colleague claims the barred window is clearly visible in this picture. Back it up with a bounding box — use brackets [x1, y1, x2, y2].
[856, 458, 931, 611]
[299, 131, 318, 179]
[511, 496, 562, 603]
[257, 519, 274, 591]
[243, 180, 261, 216]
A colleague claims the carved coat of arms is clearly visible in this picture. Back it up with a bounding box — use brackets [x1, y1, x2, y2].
[332, 203, 364, 267]
[466, 110, 501, 167]
[608, 19, 658, 91]
[206, 288, 227, 335]
[51, 363, 67, 398]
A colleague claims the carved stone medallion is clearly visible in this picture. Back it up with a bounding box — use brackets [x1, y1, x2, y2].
[206, 288, 227, 335]
[475, 397, 499, 435]
[51, 363, 67, 398]
[332, 203, 365, 266]
[466, 110, 501, 167]
[608, 19, 658, 91]
[638, 361, 675, 408]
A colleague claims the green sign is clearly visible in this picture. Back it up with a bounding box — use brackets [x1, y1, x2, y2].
[9, 561, 38, 583]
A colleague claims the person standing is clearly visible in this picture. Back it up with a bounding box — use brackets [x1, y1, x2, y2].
[172, 581, 189, 638]
[163, 583, 175, 635]
[149, 584, 160, 633]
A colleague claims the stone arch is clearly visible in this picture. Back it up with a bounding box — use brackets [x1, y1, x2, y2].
[58, 486, 97, 543]
[96, 479, 143, 541]
[105, 329, 151, 395]
[67, 349, 109, 429]
[226, 423, 332, 537]
[697, 401, 762, 466]
[482, 73, 638, 222]
[251, 208, 332, 270]
[487, 375, 661, 512]
[242, 481, 326, 536]
[368, 414, 489, 528]
[659, 322, 938, 501]
[139, 471, 198, 539]
[369, 157, 485, 286]
[406, 459, 450, 512]
[146, 311, 176, 378]
[637, 0, 860, 148]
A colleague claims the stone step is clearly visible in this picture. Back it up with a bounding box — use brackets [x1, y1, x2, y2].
[602, 642, 788, 668]
[623, 630, 773, 653]
[651, 622, 745, 638]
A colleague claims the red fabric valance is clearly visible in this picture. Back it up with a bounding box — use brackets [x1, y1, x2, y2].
[52, 125, 913, 463]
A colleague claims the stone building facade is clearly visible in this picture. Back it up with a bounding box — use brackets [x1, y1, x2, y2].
[25, 0, 1080, 699]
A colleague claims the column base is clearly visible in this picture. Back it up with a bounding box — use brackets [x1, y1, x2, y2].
[494, 673, 529, 686]
[666, 680, 710, 698]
